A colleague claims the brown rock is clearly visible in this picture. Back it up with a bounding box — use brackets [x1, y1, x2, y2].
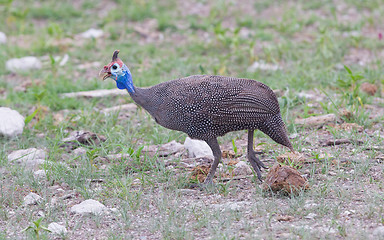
[295, 114, 336, 127]
[263, 164, 309, 195]
[360, 82, 377, 96]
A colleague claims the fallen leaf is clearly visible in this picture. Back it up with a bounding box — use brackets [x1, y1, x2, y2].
[190, 164, 211, 183]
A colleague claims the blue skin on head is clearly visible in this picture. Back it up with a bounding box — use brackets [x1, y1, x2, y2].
[111, 64, 135, 93]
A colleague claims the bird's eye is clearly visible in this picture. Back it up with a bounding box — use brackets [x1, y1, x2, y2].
[112, 65, 118, 70]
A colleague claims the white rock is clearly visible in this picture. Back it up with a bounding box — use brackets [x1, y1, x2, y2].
[232, 161, 253, 176]
[8, 148, 46, 169]
[304, 212, 317, 220]
[33, 170, 47, 179]
[373, 226, 384, 238]
[0, 32, 6, 44]
[79, 28, 103, 39]
[0, 107, 25, 137]
[247, 61, 280, 72]
[48, 222, 67, 235]
[24, 192, 42, 205]
[109, 208, 119, 214]
[304, 200, 318, 209]
[184, 137, 213, 158]
[37, 210, 45, 217]
[70, 199, 108, 215]
[6, 56, 42, 73]
[59, 54, 69, 66]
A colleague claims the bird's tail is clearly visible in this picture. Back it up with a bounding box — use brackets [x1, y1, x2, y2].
[259, 114, 294, 152]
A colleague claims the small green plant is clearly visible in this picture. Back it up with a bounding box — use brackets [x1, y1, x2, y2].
[213, 23, 240, 49]
[231, 139, 238, 155]
[336, 66, 365, 107]
[49, 55, 58, 76]
[127, 191, 142, 212]
[217, 181, 231, 197]
[21, 217, 51, 240]
[332, 219, 347, 237]
[127, 146, 144, 160]
[47, 22, 63, 39]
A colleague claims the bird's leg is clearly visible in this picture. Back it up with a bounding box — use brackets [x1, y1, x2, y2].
[247, 130, 267, 181]
[203, 138, 222, 185]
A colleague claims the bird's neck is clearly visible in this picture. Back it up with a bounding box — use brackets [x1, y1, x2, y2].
[130, 87, 158, 116]
[117, 67, 158, 116]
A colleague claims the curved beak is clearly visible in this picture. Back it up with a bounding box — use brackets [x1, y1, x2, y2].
[99, 66, 111, 80]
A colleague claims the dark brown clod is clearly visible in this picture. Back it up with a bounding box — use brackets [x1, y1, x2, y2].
[263, 163, 309, 195]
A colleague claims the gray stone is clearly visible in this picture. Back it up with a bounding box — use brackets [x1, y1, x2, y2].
[48, 222, 67, 235]
[72, 147, 87, 157]
[6, 56, 42, 73]
[70, 199, 108, 215]
[33, 170, 47, 179]
[232, 161, 253, 176]
[8, 148, 46, 169]
[184, 137, 213, 158]
[0, 107, 25, 137]
[0, 32, 6, 44]
[373, 226, 384, 238]
[24, 192, 42, 205]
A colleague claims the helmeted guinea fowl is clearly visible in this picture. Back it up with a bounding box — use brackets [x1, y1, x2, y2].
[100, 50, 294, 184]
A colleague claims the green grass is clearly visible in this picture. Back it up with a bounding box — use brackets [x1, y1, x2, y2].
[0, 0, 384, 239]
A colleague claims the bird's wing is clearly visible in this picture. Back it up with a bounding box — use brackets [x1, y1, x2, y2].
[211, 90, 280, 124]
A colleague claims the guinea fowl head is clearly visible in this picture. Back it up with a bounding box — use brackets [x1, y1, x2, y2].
[99, 50, 135, 93]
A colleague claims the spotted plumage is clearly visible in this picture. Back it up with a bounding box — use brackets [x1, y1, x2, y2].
[100, 50, 294, 184]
